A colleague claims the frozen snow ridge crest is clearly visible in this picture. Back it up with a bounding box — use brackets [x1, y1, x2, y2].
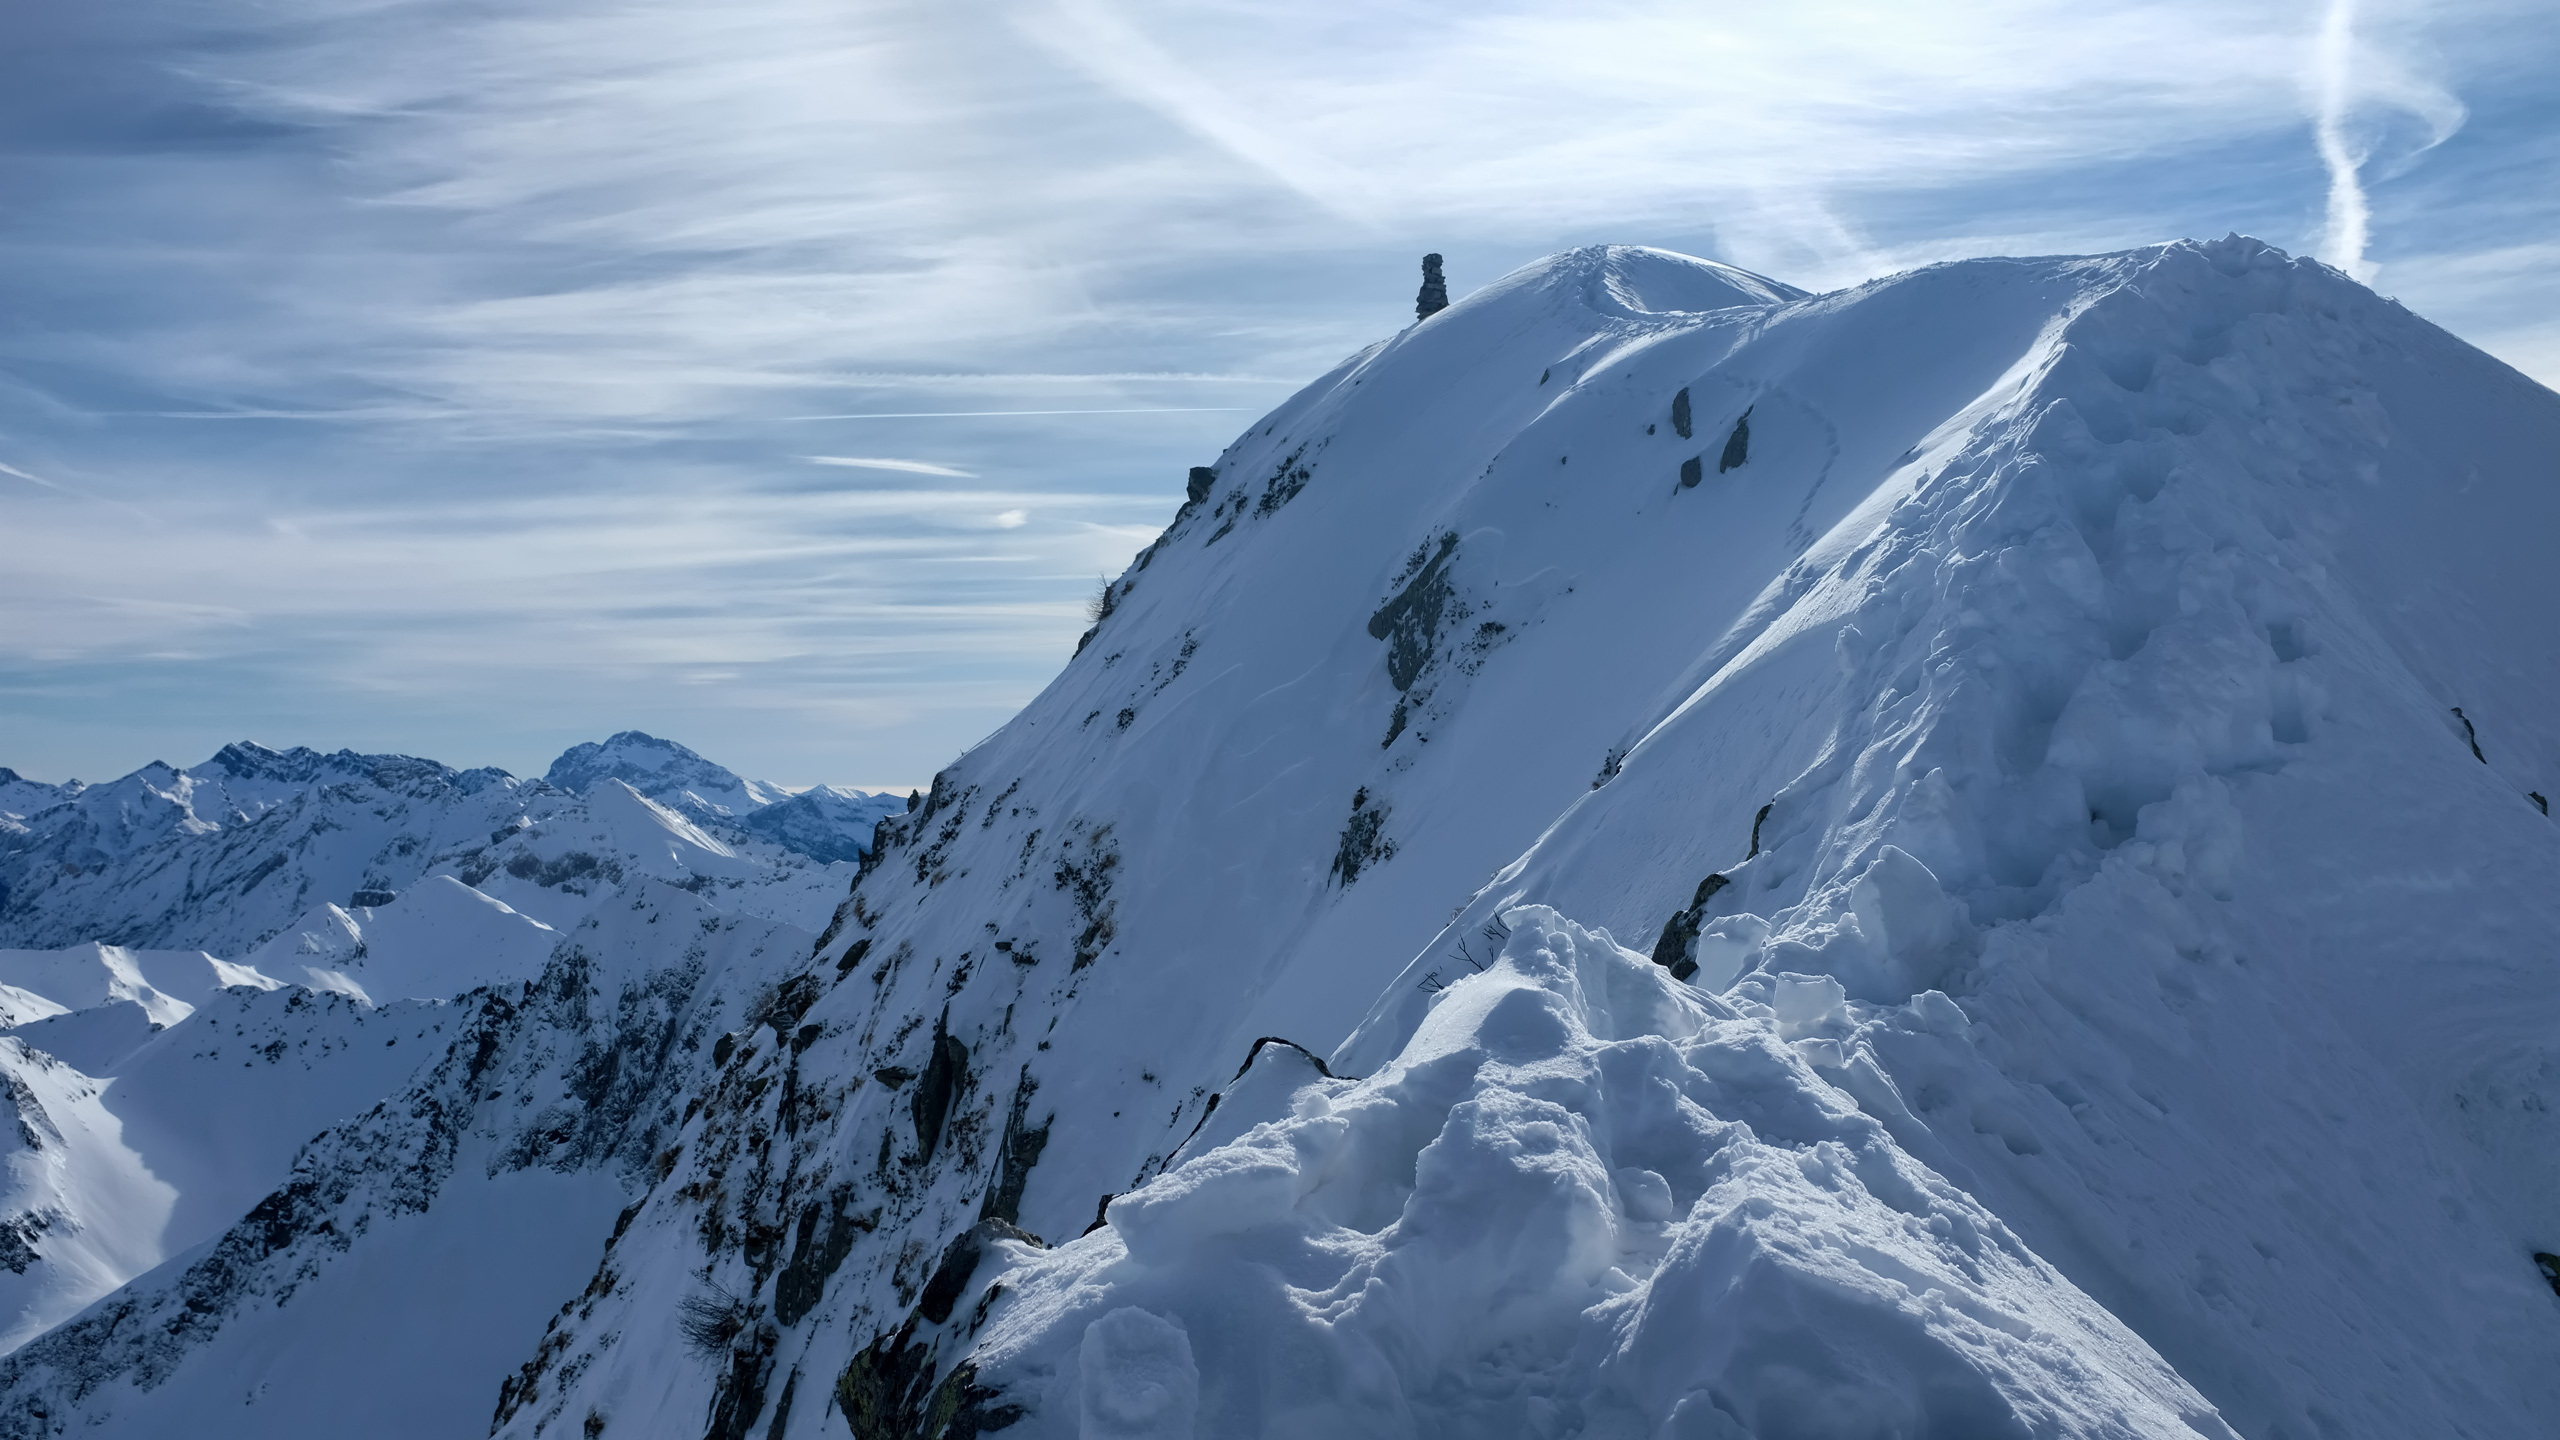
[949, 908, 2236, 1439]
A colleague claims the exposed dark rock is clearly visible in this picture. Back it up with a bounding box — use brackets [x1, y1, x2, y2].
[1368, 533, 1460, 692]
[1718, 405, 1754, 473]
[838, 1336, 1021, 1440]
[773, 1187, 878, 1327]
[1649, 873, 1731, 982]
[1415, 253, 1449, 320]
[1671, 387, 1693, 439]
[747, 973, 824, 1036]
[0, 1214, 47, 1276]
[1329, 789, 1394, 886]
[919, 1219, 1044, 1326]
[977, 1069, 1051, 1226]
[911, 1013, 969, 1163]
[1749, 801, 1774, 858]
[1185, 466, 1217, 504]
[761, 1369, 799, 1440]
[1679, 456, 1702, 489]
[1233, 1036, 1346, 1081]
[1052, 825, 1119, 971]
[2532, 791, 2549, 816]
[1255, 444, 1315, 516]
[2536, 1251, 2560, 1296]
[702, 1320, 778, 1440]
[2452, 706, 2487, 763]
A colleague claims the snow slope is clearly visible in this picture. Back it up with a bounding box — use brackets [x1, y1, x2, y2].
[5, 238, 2558, 1438]
[243, 874, 559, 1003]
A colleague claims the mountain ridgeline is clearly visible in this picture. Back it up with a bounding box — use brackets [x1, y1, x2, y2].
[3, 241, 2558, 1438]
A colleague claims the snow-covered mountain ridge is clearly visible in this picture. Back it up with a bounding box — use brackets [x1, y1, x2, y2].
[4, 238, 2557, 1438]
[0, 735, 898, 1361]
[0, 733, 903, 955]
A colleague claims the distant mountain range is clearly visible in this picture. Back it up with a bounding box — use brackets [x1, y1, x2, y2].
[0, 732, 905, 954]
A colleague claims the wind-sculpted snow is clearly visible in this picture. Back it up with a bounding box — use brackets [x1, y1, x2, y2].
[7, 239, 2560, 1437]
[936, 908, 2233, 1438]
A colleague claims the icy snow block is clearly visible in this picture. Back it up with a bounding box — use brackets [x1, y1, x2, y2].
[1078, 1308, 1199, 1440]
[956, 907, 2229, 1439]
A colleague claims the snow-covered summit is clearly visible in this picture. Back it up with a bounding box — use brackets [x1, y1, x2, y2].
[543, 730, 906, 861]
[543, 729, 785, 818]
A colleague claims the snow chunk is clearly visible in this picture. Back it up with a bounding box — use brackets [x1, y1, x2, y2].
[958, 907, 2233, 1439]
[1077, 1308, 1200, 1440]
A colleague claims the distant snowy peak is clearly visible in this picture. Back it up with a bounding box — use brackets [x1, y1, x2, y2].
[541, 730, 903, 861]
[0, 772, 73, 823]
[1572, 243, 1807, 316]
[542, 729, 781, 817]
[0, 742, 498, 877]
[194, 741, 509, 807]
[737, 784, 907, 864]
[1, 734, 893, 953]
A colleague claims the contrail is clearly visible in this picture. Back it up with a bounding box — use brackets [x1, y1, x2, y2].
[787, 408, 1248, 420]
[2312, 0, 2373, 283]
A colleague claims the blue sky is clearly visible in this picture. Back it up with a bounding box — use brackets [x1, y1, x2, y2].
[2, 0, 2554, 790]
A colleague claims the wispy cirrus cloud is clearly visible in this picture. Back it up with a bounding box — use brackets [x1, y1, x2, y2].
[804, 456, 979, 478]
[0, 0, 2552, 785]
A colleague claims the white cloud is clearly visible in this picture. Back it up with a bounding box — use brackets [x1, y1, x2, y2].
[0, 0, 2551, 783]
[803, 456, 978, 478]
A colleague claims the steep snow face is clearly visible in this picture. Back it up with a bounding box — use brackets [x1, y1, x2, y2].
[468, 238, 2560, 1440]
[244, 875, 558, 1003]
[0, 947, 215, 1030]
